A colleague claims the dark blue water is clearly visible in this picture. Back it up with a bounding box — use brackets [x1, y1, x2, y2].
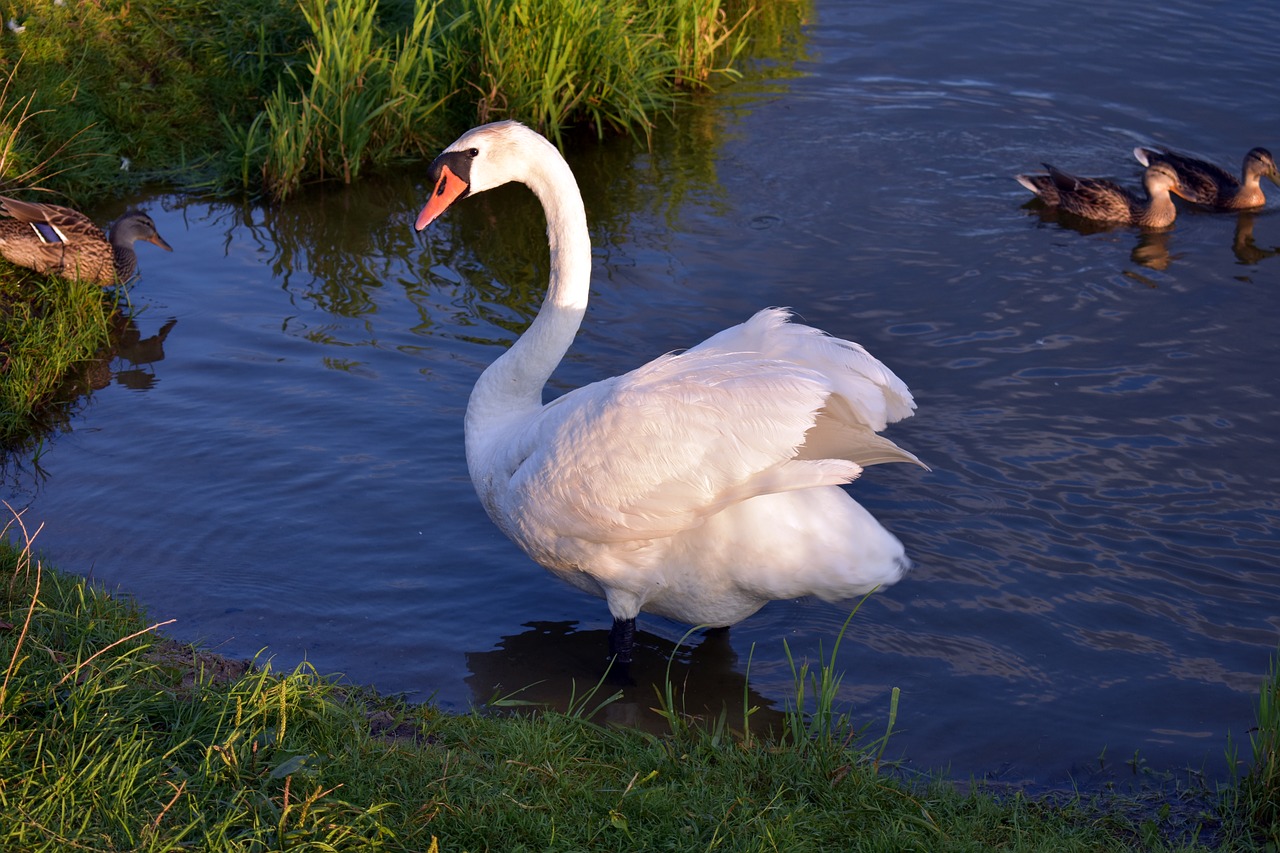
[5, 0, 1278, 789]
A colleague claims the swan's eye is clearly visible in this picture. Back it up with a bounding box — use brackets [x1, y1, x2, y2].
[467, 148, 479, 158]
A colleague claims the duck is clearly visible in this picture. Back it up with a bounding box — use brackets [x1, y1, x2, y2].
[0, 195, 172, 285]
[414, 121, 925, 666]
[1132, 146, 1278, 210]
[1015, 161, 1185, 228]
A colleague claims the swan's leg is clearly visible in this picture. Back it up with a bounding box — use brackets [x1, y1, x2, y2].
[608, 617, 636, 665]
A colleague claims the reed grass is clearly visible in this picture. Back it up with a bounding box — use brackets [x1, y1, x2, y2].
[444, 0, 753, 147]
[232, 0, 458, 200]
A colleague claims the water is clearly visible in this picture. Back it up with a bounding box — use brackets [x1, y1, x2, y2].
[5, 0, 1279, 789]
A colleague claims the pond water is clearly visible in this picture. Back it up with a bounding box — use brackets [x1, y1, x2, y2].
[5, 0, 1279, 790]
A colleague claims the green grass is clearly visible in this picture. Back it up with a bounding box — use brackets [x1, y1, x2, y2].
[0, 266, 116, 449]
[0, 0, 801, 202]
[228, 0, 461, 200]
[2, 516, 1275, 851]
[442, 0, 747, 147]
[1239, 651, 1280, 842]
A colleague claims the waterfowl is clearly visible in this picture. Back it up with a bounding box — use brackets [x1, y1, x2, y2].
[0, 196, 172, 285]
[1016, 161, 1184, 228]
[1133, 146, 1278, 210]
[414, 121, 925, 666]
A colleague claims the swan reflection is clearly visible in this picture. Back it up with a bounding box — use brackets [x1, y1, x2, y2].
[465, 621, 786, 735]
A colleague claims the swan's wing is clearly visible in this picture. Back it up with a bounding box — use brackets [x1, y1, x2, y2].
[499, 309, 920, 544]
[689, 307, 917, 430]
[504, 353, 848, 543]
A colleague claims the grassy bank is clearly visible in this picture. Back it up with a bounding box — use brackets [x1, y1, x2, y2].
[0, 268, 116, 449]
[0, 0, 804, 202]
[2, 520, 1276, 850]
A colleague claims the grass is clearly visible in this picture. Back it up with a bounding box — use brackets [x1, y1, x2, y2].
[1239, 650, 1280, 841]
[1, 512, 1276, 851]
[444, 0, 748, 147]
[0, 0, 800, 202]
[0, 266, 117, 450]
[229, 0, 461, 200]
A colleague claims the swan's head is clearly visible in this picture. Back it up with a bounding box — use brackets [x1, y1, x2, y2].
[415, 121, 552, 231]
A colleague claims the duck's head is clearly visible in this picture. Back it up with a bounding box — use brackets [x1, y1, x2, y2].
[1143, 161, 1184, 198]
[111, 211, 173, 252]
[1244, 147, 1279, 187]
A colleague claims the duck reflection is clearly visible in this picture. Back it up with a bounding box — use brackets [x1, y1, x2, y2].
[1127, 228, 1173, 271]
[78, 314, 178, 393]
[465, 621, 786, 735]
[1, 310, 177, 463]
[110, 315, 177, 391]
[1231, 212, 1279, 265]
[1022, 199, 1280, 270]
[1021, 202, 1173, 271]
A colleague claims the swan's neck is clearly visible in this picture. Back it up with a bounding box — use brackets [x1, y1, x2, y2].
[468, 147, 593, 429]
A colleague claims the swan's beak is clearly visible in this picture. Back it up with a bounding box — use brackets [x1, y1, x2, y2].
[416, 165, 469, 231]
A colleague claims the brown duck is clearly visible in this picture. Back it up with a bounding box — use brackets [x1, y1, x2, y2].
[1132, 146, 1278, 210]
[0, 195, 172, 285]
[1016, 161, 1186, 228]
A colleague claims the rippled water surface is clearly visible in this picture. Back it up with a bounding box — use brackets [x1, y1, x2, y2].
[6, 0, 1279, 788]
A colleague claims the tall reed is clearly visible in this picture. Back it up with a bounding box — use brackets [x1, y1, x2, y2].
[451, 0, 675, 145]
[232, 0, 455, 200]
[446, 0, 753, 146]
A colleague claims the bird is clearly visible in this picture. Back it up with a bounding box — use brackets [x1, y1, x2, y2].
[413, 121, 925, 666]
[1015, 161, 1185, 228]
[0, 195, 172, 285]
[1132, 146, 1278, 210]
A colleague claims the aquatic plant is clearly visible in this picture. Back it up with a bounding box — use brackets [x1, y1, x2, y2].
[444, 0, 749, 146]
[231, 0, 459, 200]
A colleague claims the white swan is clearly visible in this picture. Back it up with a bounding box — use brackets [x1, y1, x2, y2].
[415, 121, 925, 664]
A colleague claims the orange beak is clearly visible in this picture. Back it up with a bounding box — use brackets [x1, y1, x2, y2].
[415, 165, 469, 231]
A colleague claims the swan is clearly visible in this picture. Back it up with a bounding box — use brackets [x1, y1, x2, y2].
[414, 121, 925, 665]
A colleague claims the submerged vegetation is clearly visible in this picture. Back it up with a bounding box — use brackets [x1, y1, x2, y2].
[0, 0, 805, 202]
[3, 520, 1276, 850]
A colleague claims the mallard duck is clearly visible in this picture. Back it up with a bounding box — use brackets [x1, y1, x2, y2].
[0, 195, 172, 285]
[1015, 161, 1185, 228]
[1132, 146, 1278, 210]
